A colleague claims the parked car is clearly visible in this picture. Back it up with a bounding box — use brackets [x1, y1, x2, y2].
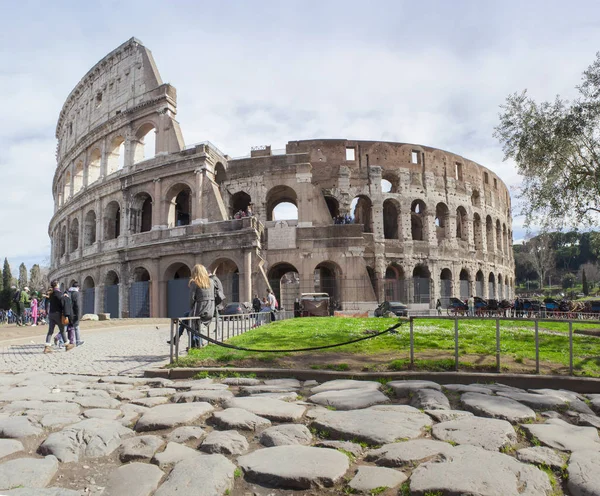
[220, 303, 249, 316]
[374, 301, 408, 317]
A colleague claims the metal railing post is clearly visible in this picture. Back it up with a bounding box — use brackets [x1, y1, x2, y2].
[535, 320, 539, 374]
[454, 317, 459, 372]
[174, 318, 180, 361]
[169, 319, 174, 364]
[409, 318, 414, 367]
[569, 320, 574, 375]
[496, 318, 500, 373]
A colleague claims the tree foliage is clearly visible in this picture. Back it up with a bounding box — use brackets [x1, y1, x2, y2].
[2, 259, 11, 290]
[582, 268, 589, 295]
[29, 265, 44, 292]
[526, 234, 555, 288]
[18, 263, 27, 289]
[495, 52, 600, 229]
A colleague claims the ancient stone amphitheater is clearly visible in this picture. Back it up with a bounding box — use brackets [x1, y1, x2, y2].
[48, 38, 514, 318]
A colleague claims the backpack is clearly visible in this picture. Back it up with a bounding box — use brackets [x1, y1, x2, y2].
[12, 290, 21, 304]
[210, 275, 226, 307]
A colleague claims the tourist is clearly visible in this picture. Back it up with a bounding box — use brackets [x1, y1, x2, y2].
[44, 280, 71, 353]
[30, 292, 38, 326]
[189, 264, 215, 347]
[467, 295, 475, 317]
[69, 282, 84, 346]
[436, 299, 442, 316]
[267, 290, 278, 322]
[62, 290, 77, 348]
[252, 293, 261, 313]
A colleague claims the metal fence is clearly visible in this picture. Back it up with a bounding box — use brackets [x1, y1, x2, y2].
[82, 288, 95, 315]
[129, 281, 150, 318]
[169, 310, 295, 363]
[104, 284, 119, 318]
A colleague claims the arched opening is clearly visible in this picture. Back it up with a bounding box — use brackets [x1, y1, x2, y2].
[473, 213, 483, 250]
[212, 259, 240, 303]
[324, 195, 340, 221]
[215, 162, 227, 186]
[351, 196, 373, 233]
[488, 272, 496, 300]
[381, 179, 392, 193]
[69, 219, 79, 253]
[134, 123, 156, 163]
[107, 136, 125, 174]
[267, 186, 298, 222]
[411, 200, 426, 241]
[131, 193, 153, 233]
[476, 270, 484, 297]
[130, 267, 151, 318]
[503, 224, 508, 255]
[413, 265, 431, 304]
[456, 207, 468, 242]
[496, 220, 502, 252]
[486, 216, 494, 252]
[383, 199, 400, 239]
[88, 148, 101, 184]
[385, 264, 406, 302]
[381, 173, 399, 193]
[60, 225, 67, 258]
[498, 274, 504, 299]
[459, 269, 470, 301]
[231, 191, 252, 219]
[440, 268, 453, 307]
[435, 202, 450, 241]
[63, 171, 71, 200]
[84, 210, 96, 247]
[268, 263, 300, 311]
[104, 270, 120, 318]
[471, 190, 481, 207]
[165, 263, 191, 318]
[73, 161, 84, 194]
[82, 276, 95, 315]
[104, 201, 121, 240]
[314, 261, 341, 308]
[166, 184, 192, 228]
[366, 266, 377, 298]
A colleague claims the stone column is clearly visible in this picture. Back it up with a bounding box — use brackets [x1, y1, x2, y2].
[193, 167, 204, 224]
[152, 178, 163, 229]
[100, 138, 108, 179]
[242, 249, 252, 303]
[69, 161, 75, 199]
[150, 259, 160, 318]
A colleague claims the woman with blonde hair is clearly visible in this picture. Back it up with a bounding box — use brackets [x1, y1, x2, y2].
[189, 264, 215, 347]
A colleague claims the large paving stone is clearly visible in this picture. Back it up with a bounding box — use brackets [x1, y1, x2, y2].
[308, 388, 389, 410]
[567, 450, 600, 496]
[309, 379, 381, 394]
[0, 386, 74, 403]
[3, 488, 81, 495]
[387, 380, 441, 397]
[516, 446, 566, 470]
[250, 391, 299, 401]
[521, 418, 600, 452]
[444, 384, 493, 394]
[135, 402, 214, 432]
[221, 377, 262, 386]
[83, 408, 122, 420]
[348, 466, 407, 493]
[0, 439, 23, 460]
[0, 455, 59, 490]
[72, 395, 121, 409]
[410, 388, 450, 410]
[211, 408, 271, 431]
[366, 439, 455, 467]
[39, 418, 134, 462]
[131, 397, 170, 408]
[460, 392, 536, 423]
[310, 406, 432, 445]
[315, 440, 364, 457]
[529, 388, 582, 402]
[3, 400, 80, 415]
[116, 390, 147, 401]
[591, 397, 600, 414]
[40, 414, 81, 429]
[575, 412, 600, 429]
[410, 444, 551, 496]
[0, 416, 42, 438]
[154, 454, 236, 496]
[172, 390, 234, 405]
[167, 426, 206, 443]
[264, 378, 302, 388]
[223, 397, 305, 422]
[238, 445, 349, 489]
[240, 385, 299, 395]
[260, 424, 313, 447]
[432, 416, 517, 451]
[146, 387, 176, 397]
[424, 409, 474, 422]
[151, 442, 201, 468]
[496, 391, 566, 410]
[103, 462, 164, 496]
[200, 430, 249, 455]
[120, 434, 165, 462]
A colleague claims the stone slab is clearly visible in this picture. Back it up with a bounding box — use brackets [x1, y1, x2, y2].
[200, 430, 249, 455]
[309, 380, 381, 394]
[135, 402, 214, 432]
[0, 456, 59, 491]
[461, 392, 536, 423]
[387, 380, 441, 397]
[348, 466, 407, 492]
[516, 446, 566, 469]
[211, 407, 271, 431]
[521, 418, 600, 452]
[308, 388, 389, 410]
[103, 462, 164, 496]
[433, 416, 517, 451]
[567, 450, 600, 496]
[260, 424, 313, 447]
[366, 439, 455, 467]
[223, 397, 305, 422]
[120, 434, 165, 462]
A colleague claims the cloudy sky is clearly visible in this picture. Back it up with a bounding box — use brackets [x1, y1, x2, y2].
[2, 0, 600, 271]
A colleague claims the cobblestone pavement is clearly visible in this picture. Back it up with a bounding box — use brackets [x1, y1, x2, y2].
[0, 325, 171, 376]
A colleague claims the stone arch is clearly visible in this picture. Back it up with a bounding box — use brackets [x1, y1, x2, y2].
[266, 185, 298, 222]
[69, 218, 79, 253]
[215, 162, 227, 186]
[435, 202, 450, 241]
[385, 263, 406, 302]
[324, 195, 340, 220]
[131, 192, 153, 234]
[73, 161, 84, 194]
[314, 260, 342, 305]
[104, 270, 120, 318]
[60, 224, 67, 257]
[413, 264, 431, 304]
[503, 223, 508, 255]
[166, 183, 192, 228]
[459, 268, 470, 300]
[473, 213, 483, 250]
[164, 262, 191, 281]
[267, 262, 300, 310]
[383, 199, 400, 240]
[475, 270, 484, 297]
[486, 216, 494, 252]
[440, 268, 453, 306]
[411, 199, 427, 241]
[211, 258, 240, 303]
[134, 122, 157, 163]
[105, 270, 120, 286]
[351, 195, 373, 233]
[488, 272, 496, 299]
[104, 201, 121, 240]
[84, 210, 97, 246]
[107, 136, 125, 174]
[132, 266, 151, 282]
[471, 189, 481, 207]
[63, 171, 71, 200]
[381, 172, 399, 193]
[496, 219, 502, 252]
[83, 276, 95, 289]
[231, 191, 252, 218]
[498, 273, 504, 299]
[456, 206, 468, 242]
[88, 148, 101, 184]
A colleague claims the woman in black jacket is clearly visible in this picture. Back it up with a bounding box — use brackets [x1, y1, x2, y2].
[44, 280, 72, 353]
[189, 264, 215, 348]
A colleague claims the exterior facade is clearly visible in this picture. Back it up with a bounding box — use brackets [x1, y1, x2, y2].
[48, 38, 515, 318]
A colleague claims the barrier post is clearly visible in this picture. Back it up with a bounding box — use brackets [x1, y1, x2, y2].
[535, 320, 539, 374]
[495, 318, 501, 373]
[409, 318, 414, 367]
[454, 317, 459, 372]
[174, 318, 180, 362]
[569, 320, 574, 375]
[169, 319, 175, 364]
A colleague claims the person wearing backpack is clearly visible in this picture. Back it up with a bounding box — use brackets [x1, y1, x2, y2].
[11, 287, 22, 326]
[44, 280, 71, 353]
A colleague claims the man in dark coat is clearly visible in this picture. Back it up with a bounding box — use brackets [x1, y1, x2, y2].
[44, 280, 72, 353]
[69, 282, 84, 346]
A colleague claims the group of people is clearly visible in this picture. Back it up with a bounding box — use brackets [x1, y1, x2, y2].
[42, 280, 84, 353]
[232, 204, 254, 220]
[333, 214, 353, 225]
[252, 290, 279, 323]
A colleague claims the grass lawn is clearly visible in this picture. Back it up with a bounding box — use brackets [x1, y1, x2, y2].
[172, 317, 600, 377]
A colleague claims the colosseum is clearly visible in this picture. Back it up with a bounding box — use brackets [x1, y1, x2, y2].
[48, 38, 515, 318]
